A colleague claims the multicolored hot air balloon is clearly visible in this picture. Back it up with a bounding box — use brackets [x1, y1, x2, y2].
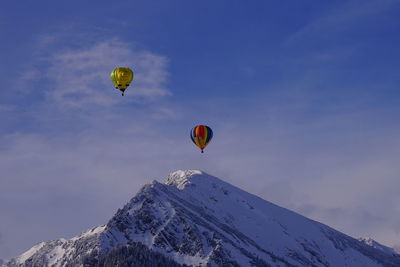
[110, 67, 134, 96]
[190, 125, 213, 153]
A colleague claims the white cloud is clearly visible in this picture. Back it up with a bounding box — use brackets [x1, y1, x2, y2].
[32, 38, 170, 109]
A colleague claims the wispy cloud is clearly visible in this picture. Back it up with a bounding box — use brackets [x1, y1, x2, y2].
[287, 0, 400, 44]
[44, 39, 170, 108]
[19, 33, 170, 109]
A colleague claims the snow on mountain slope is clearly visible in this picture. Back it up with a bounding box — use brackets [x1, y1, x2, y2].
[359, 237, 399, 256]
[5, 170, 400, 266]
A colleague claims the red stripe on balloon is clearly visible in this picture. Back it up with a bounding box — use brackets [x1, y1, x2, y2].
[198, 126, 206, 139]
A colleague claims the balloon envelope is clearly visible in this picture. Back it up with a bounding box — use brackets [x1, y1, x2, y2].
[190, 125, 213, 153]
[110, 67, 134, 94]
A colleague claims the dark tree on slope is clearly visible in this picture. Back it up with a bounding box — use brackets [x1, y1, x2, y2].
[81, 242, 187, 267]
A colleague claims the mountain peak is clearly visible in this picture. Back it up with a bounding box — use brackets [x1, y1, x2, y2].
[165, 169, 205, 189]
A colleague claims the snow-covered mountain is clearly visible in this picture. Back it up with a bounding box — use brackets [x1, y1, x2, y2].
[5, 170, 400, 266]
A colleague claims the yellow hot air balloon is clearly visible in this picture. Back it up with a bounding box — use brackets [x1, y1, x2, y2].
[110, 67, 134, 96]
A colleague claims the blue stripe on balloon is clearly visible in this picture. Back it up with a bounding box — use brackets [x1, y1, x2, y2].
[205, 126, 213, 143]
[190, 127, 195, 143]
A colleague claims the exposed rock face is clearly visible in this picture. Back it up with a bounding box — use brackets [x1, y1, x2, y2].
[5, 170, 400, 266]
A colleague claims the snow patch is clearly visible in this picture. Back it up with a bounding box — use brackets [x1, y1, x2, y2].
[166, 170, 203, 189]
[358, 237, 398, 255]
[71, 225, 106, 241]
[15, 242, 46, 264]
[46, 245, 66, 266]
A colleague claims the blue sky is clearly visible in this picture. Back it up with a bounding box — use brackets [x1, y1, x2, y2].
[1, 0, 400, 259]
